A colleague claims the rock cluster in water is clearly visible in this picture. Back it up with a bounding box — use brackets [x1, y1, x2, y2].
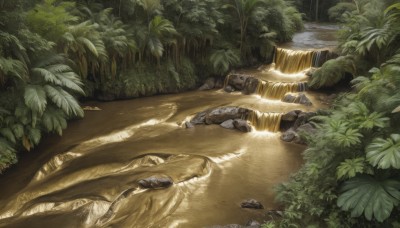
[188, 106, 252, 132]
[223, 73, 312, 104]
[280, 111, 318, 144]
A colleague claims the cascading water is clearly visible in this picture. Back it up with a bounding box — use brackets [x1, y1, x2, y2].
[0, 23, 336, 228]
[274, 48, 314, 74]
[255, 81, 307, 99]
[247, 111, 282, 132]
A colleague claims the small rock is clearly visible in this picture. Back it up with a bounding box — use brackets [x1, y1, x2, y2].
[282, 94, 297, 103]
[282, 93, 312, 106]
[233, 119, 252, 132]
[191, 111, 207, 125]
[245, 220, 261, 227]
[281, 129, 296, 142]
[297, 94, 312, 106]
[199, 77, 216, 91]
[185, 121, 194, 128]
[224, 85, 235, 93]
[281, 111, 298, 121]
[138, 175, 173, 189]
[220, 119, 235, 129]
[241, 199, 264, 209]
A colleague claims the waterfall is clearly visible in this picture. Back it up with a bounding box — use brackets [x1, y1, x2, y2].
[274, 48, 313, 74]
[256, 81, 301, 99]
[312, 51, 322, 67]
[248, 111, 282, 132]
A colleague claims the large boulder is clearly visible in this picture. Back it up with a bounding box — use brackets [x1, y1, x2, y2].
[225, 74, 250, 90]
[138, 175, 173, 189]
[205, 107, 249, 124]
[233, 119, 252, 132]
[242, 77, 260, 95]
[241, 199, 264, 209]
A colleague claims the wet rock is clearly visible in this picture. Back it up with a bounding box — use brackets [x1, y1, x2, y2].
[298, 94, 312, 106]
[224, 85, 235, 93]
[199, 77, 216, 91]
[226, 74, 250, 90]
[293, 112, 316, 129]
[233, 119, 252, 132]
[241, 199, 264, 209]
[281, 111, 299, 121]
[242, 77, 260, 95]
[282, 93, 312, 106]
[191, 111, 208, 125]
[281, 129, 296, 142]
[138, 175, 173, 189]
[245, 220, 261, 227]
[220, 119, 235, 129]
[205, 107, 249, 124]
[296, 123, 316, 135]
[185, 121, 194, 128]
[282, 94, 297, 103]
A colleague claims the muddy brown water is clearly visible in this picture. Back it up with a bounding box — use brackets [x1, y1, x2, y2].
[0, 23, 338, 228]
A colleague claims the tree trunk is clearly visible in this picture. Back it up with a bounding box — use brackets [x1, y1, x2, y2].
[315, 0, 319, 22]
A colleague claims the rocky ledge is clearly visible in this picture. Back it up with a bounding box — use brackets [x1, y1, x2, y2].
[186, 106, 319, 141]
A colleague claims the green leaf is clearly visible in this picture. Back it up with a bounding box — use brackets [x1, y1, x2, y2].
[338, 175, 400, 222]
[24, 85, 47, 115]
[366, 134, 400, 169]
[0, 128, 16, 144]
[337, 157, 365, 180]
[44, 85, 84, 117]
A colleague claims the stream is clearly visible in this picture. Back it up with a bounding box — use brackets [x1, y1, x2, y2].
[0, 23, 338, 228]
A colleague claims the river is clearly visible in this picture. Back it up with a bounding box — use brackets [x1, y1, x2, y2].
[0, 23, 338, 228]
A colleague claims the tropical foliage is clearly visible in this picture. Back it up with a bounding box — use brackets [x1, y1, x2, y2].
[273, 1, 400, 227]
[0, 0, 303, 171]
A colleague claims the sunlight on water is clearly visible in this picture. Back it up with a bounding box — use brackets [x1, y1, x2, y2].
[249, 130, 279, 138]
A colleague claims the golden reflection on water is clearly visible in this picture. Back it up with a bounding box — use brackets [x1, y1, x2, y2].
[0, 24, 337, 226]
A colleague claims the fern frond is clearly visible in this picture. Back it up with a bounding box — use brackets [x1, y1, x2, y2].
[44, 85, 84, 117]
[24, 85, 47, 115]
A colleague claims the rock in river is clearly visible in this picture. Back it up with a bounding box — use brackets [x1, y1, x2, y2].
[241, 199, 264, 209]
[205, 107, 249, 124]
[233, 119, 252, 132]
[138, 175, 173, 189]
[220, 119, 235, 129]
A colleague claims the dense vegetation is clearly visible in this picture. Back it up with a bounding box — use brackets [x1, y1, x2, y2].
[270, 0, 400, 227]
[0, 0, 303, 172]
